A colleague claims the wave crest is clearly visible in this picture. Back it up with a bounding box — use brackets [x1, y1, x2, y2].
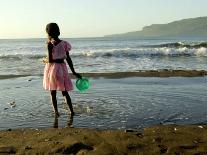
[147, 42, 207, 48]
[1, 42, 207, 60]
[0, 54, 45, 60]
[72, 47, 207, 58]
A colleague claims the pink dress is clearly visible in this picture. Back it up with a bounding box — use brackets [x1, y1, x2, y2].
[43, 40, 73, 91]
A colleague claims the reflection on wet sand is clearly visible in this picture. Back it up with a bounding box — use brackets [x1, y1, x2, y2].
[53, 115, 74, 128]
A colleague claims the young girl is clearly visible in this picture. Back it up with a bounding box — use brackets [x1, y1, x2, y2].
[43, 23, 81, 117]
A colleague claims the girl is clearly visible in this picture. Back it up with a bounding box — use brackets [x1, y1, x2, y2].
[43, 23, 81, 117]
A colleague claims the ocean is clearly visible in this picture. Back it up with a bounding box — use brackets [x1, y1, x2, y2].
[1, 37, 207, 75]
[0, 37, 207, 130]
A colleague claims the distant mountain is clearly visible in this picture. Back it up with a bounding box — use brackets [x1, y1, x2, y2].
[105, 17, 207, 38]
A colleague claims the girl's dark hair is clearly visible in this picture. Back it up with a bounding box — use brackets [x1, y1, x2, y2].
[46, 23, 60, 38]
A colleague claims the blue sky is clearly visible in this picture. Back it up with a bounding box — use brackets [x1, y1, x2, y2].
[0, 0, 207, 38]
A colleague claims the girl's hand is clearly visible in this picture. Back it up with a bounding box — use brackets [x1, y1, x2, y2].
[74, 73, 82, 79]
[42, 57, 48, 64]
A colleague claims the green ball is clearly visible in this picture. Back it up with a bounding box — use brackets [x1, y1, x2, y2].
[76, 77, 90, 92]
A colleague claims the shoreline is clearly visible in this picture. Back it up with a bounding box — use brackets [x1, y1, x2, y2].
[0, 70, 207, 80]
[78, 70, 207, 78]
[0, 74, 206, 154]
[0, 75, 207, 130]
[0, 125, 207, 154]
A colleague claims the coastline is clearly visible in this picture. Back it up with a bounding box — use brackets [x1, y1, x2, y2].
[77, 70, 207, 78]
[0, 125, 207, 154]
[0, 70, 207, 80]
[0, 74, 206, 154]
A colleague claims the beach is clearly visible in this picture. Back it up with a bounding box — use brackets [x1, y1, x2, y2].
[1, 125, 207, 154]
[0, 72, 206, 154]
[1, 38, 207, 154]
[1, 71, 207, 130]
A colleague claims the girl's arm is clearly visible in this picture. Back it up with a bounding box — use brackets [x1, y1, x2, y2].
[66, 51, 82, 79]
[47, 42, 54, 63]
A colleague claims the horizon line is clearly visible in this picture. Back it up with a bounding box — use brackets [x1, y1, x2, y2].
[0, 36, 106, 40]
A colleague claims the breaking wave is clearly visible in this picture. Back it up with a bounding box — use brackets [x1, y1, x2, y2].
[72, 47, 207, 58]
[146, 42, 207, 48]
[0, 54, 45, 60]
[1, 42, 207, 61]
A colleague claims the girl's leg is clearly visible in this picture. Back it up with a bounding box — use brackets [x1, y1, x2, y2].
[50, 90, 59, 117]
[53, 117, 58, 128]
[62, 91, 74, 115]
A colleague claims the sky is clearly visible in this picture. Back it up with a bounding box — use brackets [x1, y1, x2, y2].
[0, 0, 207, 39]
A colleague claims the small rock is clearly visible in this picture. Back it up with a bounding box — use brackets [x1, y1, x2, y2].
[193, 139, 205, 144]
[54, 141, 60, 145]
[179, 145, 197, 149]
[7, 101, 16, 108]
[0, 146, 16, 153]
[136, 133, 143, 138]
[125, 129, 134, 133]
[198, 126, 203, 129]
[158, 145, 168, 154]
[45, 138, 51, 142]
[25, 146, 32, 150]
[193, 140, 198, 144]
[155, 137, 162, 143]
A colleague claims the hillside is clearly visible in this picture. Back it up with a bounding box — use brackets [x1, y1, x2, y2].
[105, 17, 207, 38]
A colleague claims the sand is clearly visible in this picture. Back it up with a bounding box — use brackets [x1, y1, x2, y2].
[0, 125, 207, 154]
[1, 70, 206, 80]
[73, 70, 207, 78]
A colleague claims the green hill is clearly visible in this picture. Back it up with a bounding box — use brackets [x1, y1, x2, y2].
[105, 17, 207, 38]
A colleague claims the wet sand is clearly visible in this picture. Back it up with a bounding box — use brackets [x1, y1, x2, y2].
[1, 70, 207, 80]
[74, 70, 207, 78]
[0, 125, 207, 154]
[0, 71, 207, 154]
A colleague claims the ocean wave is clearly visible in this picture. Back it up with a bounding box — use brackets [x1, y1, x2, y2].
[0, 54, 45, 60]
[146, 42, 207, 48]
[72, 47, 207, 58]
[0, 45, 207, 61]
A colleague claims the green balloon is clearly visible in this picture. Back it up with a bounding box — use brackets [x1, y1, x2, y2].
[76, 77, 90, 92]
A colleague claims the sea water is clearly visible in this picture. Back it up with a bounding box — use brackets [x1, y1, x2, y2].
[0, 37, 207, 75]
[0, 37, 207, 130]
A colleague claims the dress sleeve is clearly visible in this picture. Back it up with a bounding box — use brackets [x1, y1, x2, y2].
[65, 41, 72, 52]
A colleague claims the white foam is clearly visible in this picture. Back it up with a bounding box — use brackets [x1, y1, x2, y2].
[195, 47, 207, 56]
